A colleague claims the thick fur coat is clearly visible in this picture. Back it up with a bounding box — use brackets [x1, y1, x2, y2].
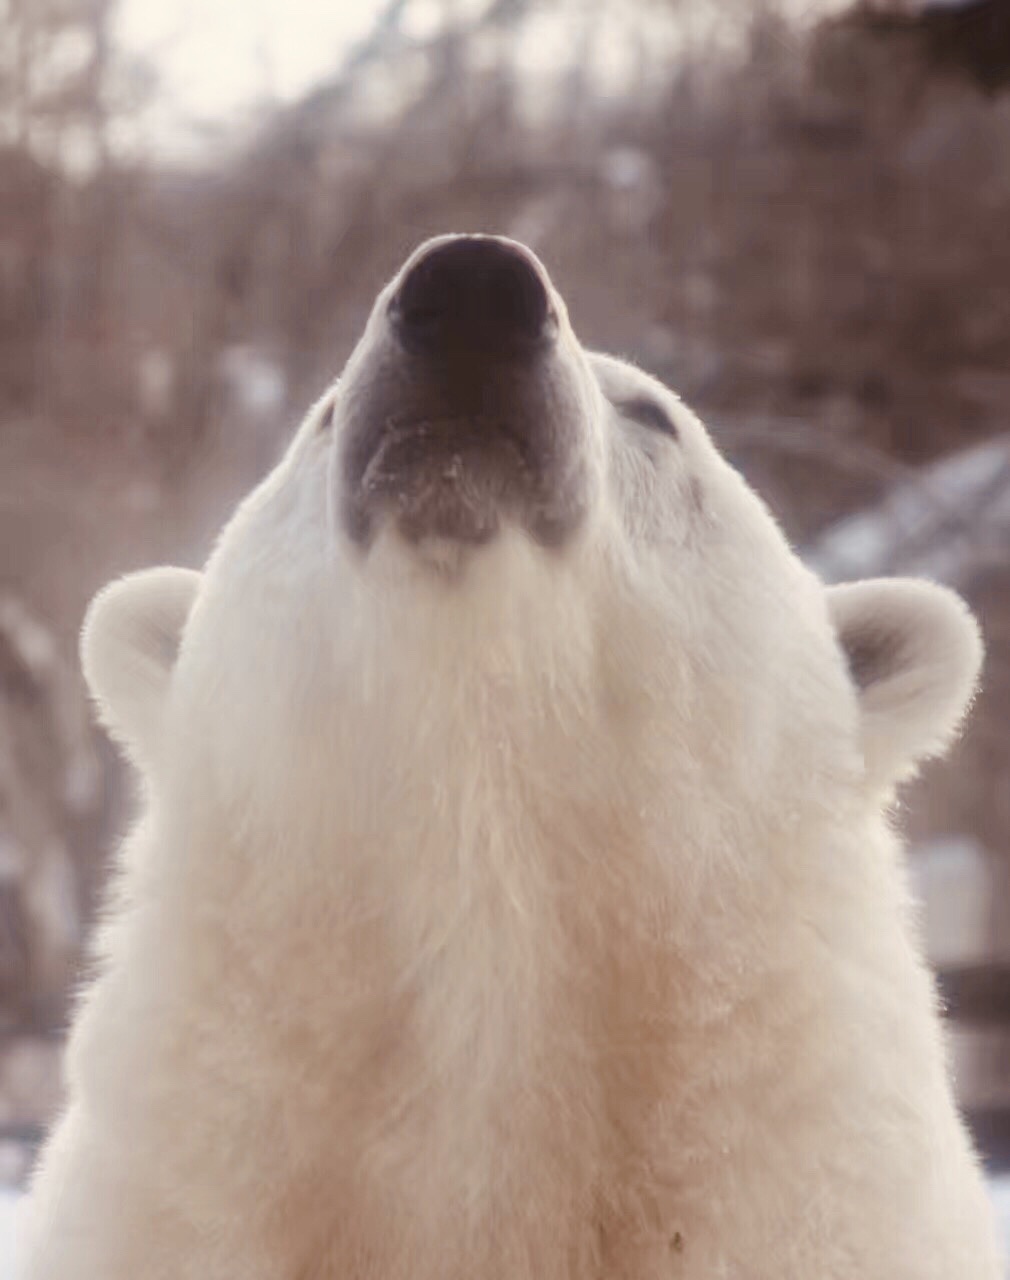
[21, 236, 1001, 1279]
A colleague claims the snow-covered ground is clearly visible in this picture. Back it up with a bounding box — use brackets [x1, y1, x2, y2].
[993, 1177, 1010, 1274]
[0, 1192, 19, 1278]
[2, 1181, 1010, 1277]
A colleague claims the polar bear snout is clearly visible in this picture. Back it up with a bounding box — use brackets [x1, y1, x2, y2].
[337, 235, 593, 554]
[388, 235, 557, 358]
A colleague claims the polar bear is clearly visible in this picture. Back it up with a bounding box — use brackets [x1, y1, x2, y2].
[21, 234, 1001, 1279]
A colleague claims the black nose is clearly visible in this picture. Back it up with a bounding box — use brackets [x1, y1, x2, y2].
[390, 237, 555, 358]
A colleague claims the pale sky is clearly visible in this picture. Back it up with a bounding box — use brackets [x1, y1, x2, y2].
[114, 0, 399, 155]
[116, 0, 386, 112]
[113, 0, 479, 155]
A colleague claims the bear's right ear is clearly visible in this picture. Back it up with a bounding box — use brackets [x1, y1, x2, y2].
[81, 567, 201, 768]
[827, 578, 982, 792]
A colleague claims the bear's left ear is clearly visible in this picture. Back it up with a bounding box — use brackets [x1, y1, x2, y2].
[826, 578, 983, 791]
[81, 567, 201, 770]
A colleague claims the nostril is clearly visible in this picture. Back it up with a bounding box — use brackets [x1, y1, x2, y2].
[390, 237, 555, 356]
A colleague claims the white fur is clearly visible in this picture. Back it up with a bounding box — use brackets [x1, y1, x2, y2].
[20, 250, 1000, 1279]
[80, 567, 201, 770]
[827, 577, 983, 791]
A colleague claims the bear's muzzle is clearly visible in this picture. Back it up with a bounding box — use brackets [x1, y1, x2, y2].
[337, 234, 592, 553]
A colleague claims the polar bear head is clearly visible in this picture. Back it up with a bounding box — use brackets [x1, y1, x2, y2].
[81, 235, 982, 853]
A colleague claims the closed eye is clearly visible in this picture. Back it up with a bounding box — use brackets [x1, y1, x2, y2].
[317, 398, 336, 434]
[617, 396, 679, 441]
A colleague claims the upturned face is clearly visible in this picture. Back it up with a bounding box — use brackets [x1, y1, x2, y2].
[321, 233, 787, 588]
[81, 235, 982, 851]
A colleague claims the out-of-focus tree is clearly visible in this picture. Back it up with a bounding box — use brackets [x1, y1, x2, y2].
[848, 0, 1010, 94]
[0, 0, 114, 169]
[0, 0, 146, 415]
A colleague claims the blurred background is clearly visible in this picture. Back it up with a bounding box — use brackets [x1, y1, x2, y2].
[1, 0, 1009, 1247]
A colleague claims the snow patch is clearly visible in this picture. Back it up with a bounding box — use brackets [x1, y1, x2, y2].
[807, 437, 1010, 587]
